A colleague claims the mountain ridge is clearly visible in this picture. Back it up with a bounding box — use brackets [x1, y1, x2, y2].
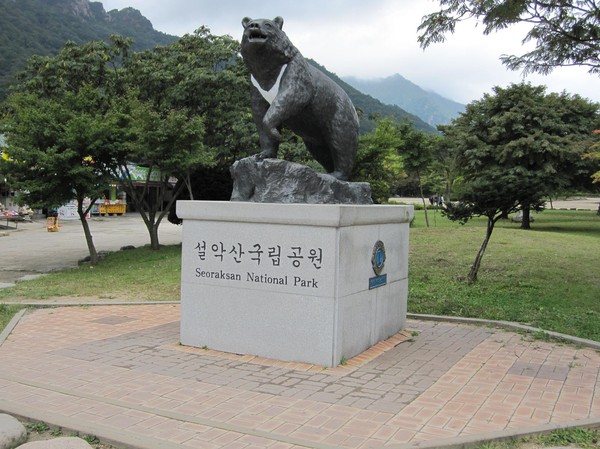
[0, 0, 436, 133]
[0, 0, 178, 100]
[343, 73, 465, 127]
[309, 60, 435, 134]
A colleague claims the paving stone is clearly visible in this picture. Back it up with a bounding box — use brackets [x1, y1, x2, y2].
[3, 307, 599, 449]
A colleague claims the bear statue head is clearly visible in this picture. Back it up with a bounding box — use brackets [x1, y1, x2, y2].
[241, 16, 295, 61]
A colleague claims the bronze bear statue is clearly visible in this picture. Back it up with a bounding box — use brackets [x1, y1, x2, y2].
[241, 16, 359, 181]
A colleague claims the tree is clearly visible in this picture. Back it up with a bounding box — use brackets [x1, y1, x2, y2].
[582, 128, 600, 216]
[418, 0, 600, 76]
[441, 82, 599, 281]
[583, 129, 600, 184]
[429, 135, 461, 204]
[112, 96, 211, 249]
[121, 29, 256, 237]
[352, 117, 405, 203]
[0, 38, 128, 264]
[395, 121, 437, 227]
[444, 176, 533, 283]
[126, 28, 256, 167]
[3, 29, 256, 254]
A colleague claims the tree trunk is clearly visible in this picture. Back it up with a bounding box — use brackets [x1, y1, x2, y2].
[520, 206, 531, 230]
[77, 198, 99, 265]
[149, 223, 160, 250]
[468, 216, 496, 283]
[185, 173, 194, 201]
[140, 210, 161, 250]
[417, 171, 430, 228]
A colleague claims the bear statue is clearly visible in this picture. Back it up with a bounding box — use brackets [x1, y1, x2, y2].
[241, 16, 359, 181]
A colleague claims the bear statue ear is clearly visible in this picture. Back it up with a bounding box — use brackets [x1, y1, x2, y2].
[273, 16, 284, 29]
[242, 17, 252, 29]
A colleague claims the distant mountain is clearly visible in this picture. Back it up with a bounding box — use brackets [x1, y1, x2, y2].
[0, 0, 178, 100]
[0, 0, 437, 135]
[309, 61, 437, 134]
[343, 74, 465, 127]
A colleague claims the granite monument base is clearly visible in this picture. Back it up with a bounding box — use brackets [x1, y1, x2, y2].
[178, 201, 413, 367]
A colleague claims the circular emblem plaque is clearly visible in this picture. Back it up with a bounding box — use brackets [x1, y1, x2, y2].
[371, 240, 386, 276]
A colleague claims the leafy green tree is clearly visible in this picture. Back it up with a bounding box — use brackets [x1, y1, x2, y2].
[126, 28, 256, 168]
[0, 38, 128, 264]
[353, 117, 405, 203]
[418, 0, 600, 76]
[111, 95, 211, 249]
[441, 82, 599, 282]
[428, 135, 461, 203]
[2, 29, 255, 254]
[395, 121, 438, 226]
[118, 29, 256, 237]
[583, 129, 600, 185]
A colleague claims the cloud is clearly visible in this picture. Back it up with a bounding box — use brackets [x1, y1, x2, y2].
[101, 0, 599, 105]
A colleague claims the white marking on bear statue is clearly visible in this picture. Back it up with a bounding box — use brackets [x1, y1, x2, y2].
[251, 64, 287, 104]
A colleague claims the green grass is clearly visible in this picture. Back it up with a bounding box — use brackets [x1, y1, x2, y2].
[0, 209, 599, 342]
[0, 244, 182, 302]
[536, 427, 600, 447]
[473, 427, 600, 448]
[409, 209, 600, 341]
[0, 304, 23, 333]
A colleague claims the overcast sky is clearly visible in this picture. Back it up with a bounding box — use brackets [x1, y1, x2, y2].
[100, 0, 599, 105]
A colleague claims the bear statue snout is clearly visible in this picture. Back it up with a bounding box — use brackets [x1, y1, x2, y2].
[246, 23, 268, 42]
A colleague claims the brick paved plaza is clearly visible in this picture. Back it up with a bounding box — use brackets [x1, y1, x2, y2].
[1, 304, 599, 448]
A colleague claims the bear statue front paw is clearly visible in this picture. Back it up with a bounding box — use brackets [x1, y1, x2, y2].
[254, 150, 278, 161]
[329, 170, 349, 181]
[265, 127, 282, 142]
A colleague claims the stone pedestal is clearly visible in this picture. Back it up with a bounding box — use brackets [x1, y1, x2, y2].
[178, 201, 413, 367]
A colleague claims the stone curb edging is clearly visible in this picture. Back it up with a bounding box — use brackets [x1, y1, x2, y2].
[0, 301, 180, 308]
[0, 308, 26, 347]
[407, 313, 600, 350]
[384, 416, 600, 449]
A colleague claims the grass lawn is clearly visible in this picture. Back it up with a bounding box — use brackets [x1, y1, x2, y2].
[1, 209, 599, 341]
[0, 244, 182, 303]
[409, 208, 600, 341]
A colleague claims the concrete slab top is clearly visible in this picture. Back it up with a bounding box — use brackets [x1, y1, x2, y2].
[177, 200, 414, 227]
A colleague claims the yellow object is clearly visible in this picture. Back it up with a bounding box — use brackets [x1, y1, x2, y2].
[47, 217, 60, 232]
[99, 203, 126, 215]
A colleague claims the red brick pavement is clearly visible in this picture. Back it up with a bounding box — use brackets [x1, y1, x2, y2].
[0, 304, 599, 449]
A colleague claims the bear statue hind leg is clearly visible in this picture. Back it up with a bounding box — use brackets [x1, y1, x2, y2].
[327, 121, 358, 182]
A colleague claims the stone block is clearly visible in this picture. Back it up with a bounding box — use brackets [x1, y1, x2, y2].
[178, 201, 413, 367]
[0, 414, 26, 449]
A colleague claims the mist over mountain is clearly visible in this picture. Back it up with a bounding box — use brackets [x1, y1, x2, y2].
[309, 61, 436, 134]
[344, 74, 466, 127]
